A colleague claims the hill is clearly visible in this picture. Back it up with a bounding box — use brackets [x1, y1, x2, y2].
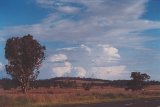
[0, 77, 160, 90]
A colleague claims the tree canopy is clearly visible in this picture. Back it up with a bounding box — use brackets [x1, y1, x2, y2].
[5, 34, 45, 93]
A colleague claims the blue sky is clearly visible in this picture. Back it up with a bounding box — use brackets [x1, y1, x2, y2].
[0, 0, 160, 80]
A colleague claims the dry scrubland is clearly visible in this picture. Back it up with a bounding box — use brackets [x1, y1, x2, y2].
[1, 85, 160, 107]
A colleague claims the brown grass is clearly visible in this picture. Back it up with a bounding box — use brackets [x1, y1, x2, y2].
[1, 85, 160, 107]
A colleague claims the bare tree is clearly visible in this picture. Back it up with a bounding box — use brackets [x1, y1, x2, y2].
[5, 34, 45, 93]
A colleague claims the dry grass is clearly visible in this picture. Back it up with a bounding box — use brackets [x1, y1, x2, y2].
[1, 85, 160, 107]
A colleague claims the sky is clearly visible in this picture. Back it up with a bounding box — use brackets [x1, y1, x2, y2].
[0, 0, 160, 80]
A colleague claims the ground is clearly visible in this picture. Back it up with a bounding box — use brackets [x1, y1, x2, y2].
[1, 85, 160, 107]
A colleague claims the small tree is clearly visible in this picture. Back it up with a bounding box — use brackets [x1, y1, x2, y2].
[126, 72, 150, 91]
[5, 34, 45, 93]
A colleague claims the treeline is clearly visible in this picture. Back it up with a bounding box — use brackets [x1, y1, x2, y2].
[0, 77, 160, 90]
[0, 78, 19, 90]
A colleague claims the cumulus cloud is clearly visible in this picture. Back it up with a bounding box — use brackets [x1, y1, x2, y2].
[48, 54, 67, 62]
[72, 67, 86, 77]
[47, 53, 72, 77]
[98, 44, 120, 61]
[44, 44, 123, 78]
[52, 61, 72, 77]
[89, 44, 121, 65]
[91, 65, 128, 80]
[40, 43, 128, 79]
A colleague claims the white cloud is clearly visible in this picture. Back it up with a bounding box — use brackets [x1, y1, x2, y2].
[56, 47, 78, 51]
[91, 65, 128, 80]
[1, 0, 160, 49]
[2, 0, 159, 44]
[90, 44, 121, 65]
[52, 61, 72, 77]
[73, 67, 86, 77]
[80, 44, 91, 55]
[48, 54, 67, 62]
[98, 44, 120, 61]
[57, 6, 81, 13]
[35, 0, 83, 14]
[41, 43, 128, 79]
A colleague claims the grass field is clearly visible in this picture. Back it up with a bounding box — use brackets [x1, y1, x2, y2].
[1, 85, 160, 107]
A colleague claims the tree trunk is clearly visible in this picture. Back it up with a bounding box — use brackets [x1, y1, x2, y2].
[22, 86, 27, 94]
[21, 82, 29, 94]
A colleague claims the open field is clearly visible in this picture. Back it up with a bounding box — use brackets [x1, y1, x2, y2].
[64, 98, 160, 107]
[1, 85, 160, 107]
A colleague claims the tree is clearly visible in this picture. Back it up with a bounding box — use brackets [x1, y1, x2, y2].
[126, 72, 150, 91]
[131, 72, 150, 81]
[5, 34, 45, 93]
